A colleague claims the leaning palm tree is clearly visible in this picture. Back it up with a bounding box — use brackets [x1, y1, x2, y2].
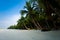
[30, 0, 60, 29]
[30, 0, 51, 29]
[20, 1, 40, 29]
[17, 16, 29, 30]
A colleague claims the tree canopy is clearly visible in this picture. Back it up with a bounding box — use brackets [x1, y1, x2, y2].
[8, 0, 60, 31]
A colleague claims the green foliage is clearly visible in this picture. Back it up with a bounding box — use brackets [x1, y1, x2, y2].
[8, 0, 60, 30]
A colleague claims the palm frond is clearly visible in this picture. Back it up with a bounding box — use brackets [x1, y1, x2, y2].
[20, 10, 28, 15]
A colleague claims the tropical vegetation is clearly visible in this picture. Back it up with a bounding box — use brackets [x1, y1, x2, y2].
[8, 0, 60, 31]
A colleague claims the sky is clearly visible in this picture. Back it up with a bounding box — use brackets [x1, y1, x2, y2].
[0, 0, 27, 29]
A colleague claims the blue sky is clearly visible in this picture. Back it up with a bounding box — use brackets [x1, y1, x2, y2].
[0, 0, 27, 29]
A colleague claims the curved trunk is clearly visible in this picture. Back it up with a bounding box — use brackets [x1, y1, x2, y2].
[23, 23, 28, 30]
[36, 21, 42, 29]
[32, 18, 40, 29]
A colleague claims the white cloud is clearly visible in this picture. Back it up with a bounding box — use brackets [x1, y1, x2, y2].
[0, 14, 21, 29]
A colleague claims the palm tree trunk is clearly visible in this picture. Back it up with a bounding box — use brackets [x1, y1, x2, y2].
[45, 19, 50, 28]
[36, 21, 42, 29]
[32, 18, 40, 29]
[23, 23, 28, 30]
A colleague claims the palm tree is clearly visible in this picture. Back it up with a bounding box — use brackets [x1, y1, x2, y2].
[17, 16, 29, 30]
[20, 1, 40, 29]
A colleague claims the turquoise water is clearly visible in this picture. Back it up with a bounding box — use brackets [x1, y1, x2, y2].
[0, 29, 60, 40]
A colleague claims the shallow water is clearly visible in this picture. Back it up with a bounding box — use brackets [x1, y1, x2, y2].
[0, 29, 60, 40]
